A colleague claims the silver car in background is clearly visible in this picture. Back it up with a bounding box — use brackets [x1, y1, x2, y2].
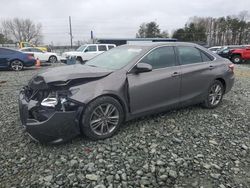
[19, 42, 235, 143]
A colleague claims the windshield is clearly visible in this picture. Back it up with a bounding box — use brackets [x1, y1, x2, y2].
[85, 47, 143, 70]
[76, 45, 87, 52]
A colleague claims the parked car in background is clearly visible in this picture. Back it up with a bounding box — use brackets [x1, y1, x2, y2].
[217, 45, 244, 59]
[18, 42, 51, 52]
[62, 44, 116, 64]
[19, 42, 235, 143]
[0, 47, 36, 71]
[20, 47, 59, 63]
[230, 46, 250, 64]
[208, 46, 222, 53]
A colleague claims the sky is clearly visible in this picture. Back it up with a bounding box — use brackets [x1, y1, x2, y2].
[0, 0, 249, 45]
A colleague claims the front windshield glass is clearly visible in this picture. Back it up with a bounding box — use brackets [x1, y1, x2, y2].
[86, 47, 143, 70]
[76, 45, 87, 52]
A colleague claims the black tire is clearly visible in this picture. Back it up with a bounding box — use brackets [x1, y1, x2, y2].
[202, 80, 224, 109]
[10, 60, 24, 71]
[76, 57, 83, 64]
[48, 56, 57, 63]
[81, 96, 124, 140]
[231, 55, 242, 64]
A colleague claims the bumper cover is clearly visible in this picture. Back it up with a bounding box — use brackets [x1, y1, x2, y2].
[18, 92, 81, 144]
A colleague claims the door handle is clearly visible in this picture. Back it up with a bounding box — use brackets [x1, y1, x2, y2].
[171, 72, 180, 77]
[209, 65, 215, 70]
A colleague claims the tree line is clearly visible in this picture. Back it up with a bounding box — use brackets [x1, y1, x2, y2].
[137, 11, 250, 46]
[0, 18, 42, 45]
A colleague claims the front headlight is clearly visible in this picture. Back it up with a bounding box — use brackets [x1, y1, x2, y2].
[41, 98, 58, 107]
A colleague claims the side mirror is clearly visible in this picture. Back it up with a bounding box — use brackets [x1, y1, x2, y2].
[84, 49, 89, 52]
[135, 63, 152, 73]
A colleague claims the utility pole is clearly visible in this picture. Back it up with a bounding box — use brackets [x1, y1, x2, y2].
[69, 16, 73, 48]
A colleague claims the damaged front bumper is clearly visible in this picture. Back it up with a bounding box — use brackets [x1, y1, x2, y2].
[18, 89, 83, 144]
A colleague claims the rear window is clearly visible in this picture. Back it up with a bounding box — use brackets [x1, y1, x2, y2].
[98, 45, 107, 51]
[108, 45, 115, 50]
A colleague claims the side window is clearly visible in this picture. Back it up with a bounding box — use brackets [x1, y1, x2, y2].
[33, 48, 43, 53]
[200, 51, 213, 62]
[141, 46, 176, 69]
[85, 45, 97, 52]
[177, 46, 202, 65]
[98, 45, 107, 51]
[108, 45, 115, 50]
[21, 48, 29, 52]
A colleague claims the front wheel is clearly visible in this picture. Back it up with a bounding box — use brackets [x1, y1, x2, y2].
[202, 80, 224, 109]
[10, 60, 23, 71]
[231, 55, 242, 64]
[81, 96, 124, 140]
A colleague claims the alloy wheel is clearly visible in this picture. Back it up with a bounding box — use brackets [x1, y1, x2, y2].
[11, 60, 23, 71]
[90, 103, 119, 136]
[208, 84, 223, 106]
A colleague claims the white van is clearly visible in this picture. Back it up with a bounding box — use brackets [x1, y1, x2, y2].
[62, 44, 116, 63]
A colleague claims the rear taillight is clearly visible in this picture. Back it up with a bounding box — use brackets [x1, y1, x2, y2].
[27, 54, 34, 60]
[229, 64, 234, 73]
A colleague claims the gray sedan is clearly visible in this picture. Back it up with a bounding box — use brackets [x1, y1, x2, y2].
[19, 42, 235, 143]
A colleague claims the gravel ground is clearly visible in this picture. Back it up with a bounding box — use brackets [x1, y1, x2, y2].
[0, 63, 250, 188]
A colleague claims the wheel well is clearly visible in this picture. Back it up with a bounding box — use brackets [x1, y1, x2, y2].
[216, 78, 226, 93]
[232, 53, 241, 57]
[76, 56, 83, 61]
[89, 94, 127, 120]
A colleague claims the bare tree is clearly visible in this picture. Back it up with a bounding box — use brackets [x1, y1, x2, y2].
[2, 18, 43, 44]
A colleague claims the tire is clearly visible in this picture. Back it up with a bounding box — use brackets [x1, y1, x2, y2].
[231, 55, 242, 64]
[48, 56, 57, 63]
[81, 96, 124, 140]
[202, 80, 224, 109]
[76, 57, 83, 64]
[10, 60, 24, 71]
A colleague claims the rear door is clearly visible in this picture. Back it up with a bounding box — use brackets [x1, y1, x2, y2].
[176, 46, 215, 105]
[127, 46, 181, 115]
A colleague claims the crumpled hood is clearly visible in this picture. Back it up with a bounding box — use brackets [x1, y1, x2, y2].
[28, 64, 112, 89]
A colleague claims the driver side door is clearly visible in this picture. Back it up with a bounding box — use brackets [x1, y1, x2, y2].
[127, 46, 181, 115]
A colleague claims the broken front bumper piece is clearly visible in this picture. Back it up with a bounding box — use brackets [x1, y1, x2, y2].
[18, 91, 82, 144]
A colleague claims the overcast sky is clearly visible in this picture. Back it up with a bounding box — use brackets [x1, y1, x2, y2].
[0, 0, 249, 45]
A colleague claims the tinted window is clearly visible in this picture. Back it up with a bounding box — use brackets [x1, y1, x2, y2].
[177, 46, 202, 65]
[200, 51, 213, 62]
[98, 45, 107, 51]
[108, 45, 115, 50]
[141, 46, 176, 69]
[86, 45, 97, 52]
[21, 48, 30, 52]
[31, 48, 43, 52]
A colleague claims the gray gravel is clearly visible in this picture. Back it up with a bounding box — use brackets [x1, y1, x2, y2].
[0, 63, 250, 188]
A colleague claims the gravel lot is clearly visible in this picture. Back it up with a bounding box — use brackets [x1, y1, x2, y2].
[0, 63, 250, 188]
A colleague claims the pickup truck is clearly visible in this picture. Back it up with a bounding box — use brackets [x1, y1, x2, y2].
[230, 47, 250, 64]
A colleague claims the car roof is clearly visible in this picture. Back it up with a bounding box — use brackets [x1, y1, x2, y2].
[120, 42, 200, 49]
[0, 47, 19, 52]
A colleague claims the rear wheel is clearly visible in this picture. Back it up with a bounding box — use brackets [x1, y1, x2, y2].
[10, 60, 23, 71]
[202, 80, 224, 109]
[81, 96, 124, 140]
[48, 55, 57, 63]
[231, 55, 242, 64]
